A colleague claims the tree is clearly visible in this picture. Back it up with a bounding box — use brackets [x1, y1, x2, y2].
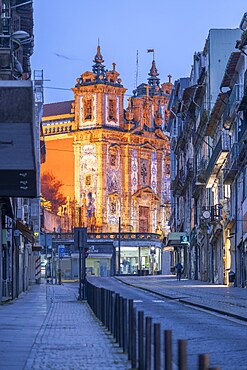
[41, 172, 67, 213]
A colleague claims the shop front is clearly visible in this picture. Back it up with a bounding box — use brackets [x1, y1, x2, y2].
[114, 237, 162, 276]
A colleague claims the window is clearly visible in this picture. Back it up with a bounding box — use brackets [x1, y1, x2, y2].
[110, 153, 116, 166]
[140, 159, 148, 186]
[110, 201, 117, 214]
[85, 174, 92, 186]
[85, 99, 92, 120]
[108, 98, 117, 121]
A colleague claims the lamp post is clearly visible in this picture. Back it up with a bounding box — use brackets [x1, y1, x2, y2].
[118, 217, 121, 275]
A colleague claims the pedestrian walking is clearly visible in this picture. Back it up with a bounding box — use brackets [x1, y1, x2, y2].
[175, 262, 183, 280]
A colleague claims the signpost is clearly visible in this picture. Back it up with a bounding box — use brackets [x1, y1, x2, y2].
[58, 245, 65, 285]
[74, 227, 87, 300]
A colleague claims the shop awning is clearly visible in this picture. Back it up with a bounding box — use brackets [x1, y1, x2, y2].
[16, 220, 35, 243]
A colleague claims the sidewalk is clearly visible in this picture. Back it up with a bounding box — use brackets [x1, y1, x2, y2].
[116, 275, 247, 321]
[0, 283, 131, 370]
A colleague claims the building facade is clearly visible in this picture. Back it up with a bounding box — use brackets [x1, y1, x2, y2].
[168, 21, 247, 286]
[41, 46, 172, 275]
[0, 0, 39, 303]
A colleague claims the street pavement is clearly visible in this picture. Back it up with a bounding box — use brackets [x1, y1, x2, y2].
[115, 275, 247, 321]
[0, 283, 131, 370]
[1, 276, 246, 370]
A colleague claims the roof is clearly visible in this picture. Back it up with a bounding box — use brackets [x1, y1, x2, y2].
[206, 92, 229, 136]
[220, 52, 241, 88]
[43, 100, 74, 117]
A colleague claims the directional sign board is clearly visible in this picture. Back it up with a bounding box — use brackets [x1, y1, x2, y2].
[58, 245, 65, 257]
[180, 235, 190, 244]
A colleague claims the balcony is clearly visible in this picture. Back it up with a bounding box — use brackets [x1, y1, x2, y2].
[205, 133, 230, 188]
[223, 143, 239, 184]
[185, 158, 194, 182]
[223, 84, 244, 128]
[171, 170, 185, 196]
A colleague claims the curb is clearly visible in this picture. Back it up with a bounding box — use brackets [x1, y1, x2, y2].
[115, 277, 247, 322]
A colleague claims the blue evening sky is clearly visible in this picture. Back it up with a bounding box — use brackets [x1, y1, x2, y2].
[31, 0, 247, 105]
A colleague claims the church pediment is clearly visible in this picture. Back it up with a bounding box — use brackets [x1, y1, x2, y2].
[140, 141, 156, 150]
[132, 186, 160, 202]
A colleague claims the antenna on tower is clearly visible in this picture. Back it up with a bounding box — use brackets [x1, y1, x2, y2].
[135, 50, 139, 88]
[135, 50, 139, 87]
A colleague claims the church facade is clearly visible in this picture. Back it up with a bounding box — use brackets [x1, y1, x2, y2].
[41, 46, 172, 276]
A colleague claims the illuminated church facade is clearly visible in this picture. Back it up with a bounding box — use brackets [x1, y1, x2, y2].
[41, 46, 172, 275]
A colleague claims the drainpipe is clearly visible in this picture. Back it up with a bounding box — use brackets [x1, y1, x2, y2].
[234, 178, 238, 287]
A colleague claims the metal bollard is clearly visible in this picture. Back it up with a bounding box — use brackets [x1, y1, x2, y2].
[145, 317, 152, 370]
[123, 298, 128, 353]
[178, 339, 187, 370]
[119, 296, 123, 347]
[138, 311, 144, 370]
[198, 354, 209, 370]
[131, 307, 137, 369]
[164, 330, 172, 370]
[154, 323, 161, 370]
[128, 299, 134, 360]
[109, 291, 114, 335]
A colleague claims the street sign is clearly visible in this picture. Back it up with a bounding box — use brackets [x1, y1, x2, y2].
[74, 227, 87, 249]
[58, 245, 65, 257]
[40, 233, 53, 248]
[180, 235, 190, 244]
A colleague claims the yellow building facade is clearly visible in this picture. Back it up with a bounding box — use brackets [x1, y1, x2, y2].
[41, 46, 172, 275]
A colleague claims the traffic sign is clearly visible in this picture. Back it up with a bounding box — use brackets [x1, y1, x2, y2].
[180, 235, 190, 244]
[58, 245, 65, 257]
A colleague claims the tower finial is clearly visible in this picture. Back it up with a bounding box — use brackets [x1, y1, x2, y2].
[147, 49, 160, 87]
[92, 43, 106, 78]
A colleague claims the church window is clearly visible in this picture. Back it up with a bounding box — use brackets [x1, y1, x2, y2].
[110, 153, 116, 166]
[139, 206, 149, 232]
[140, 159, 148, 186]
[110, 201, 117, 214]
[85, 99, 92, 120]
[108, 98, 117, 121]
[85, 174, 92, 186]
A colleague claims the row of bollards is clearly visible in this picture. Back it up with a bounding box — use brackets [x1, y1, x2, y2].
[86, 281, 220, 370]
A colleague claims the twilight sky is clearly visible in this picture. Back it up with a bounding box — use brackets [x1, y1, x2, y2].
[31, 0, 247, 106]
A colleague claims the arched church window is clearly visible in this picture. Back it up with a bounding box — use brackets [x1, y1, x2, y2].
[85, 99, 92, 120]
[85, 174, 92, 186]
[140, 158, 148, 186]
[108, 98, 117, 121]
[110, 201, 117, 215]
[110, 153, 116, 167]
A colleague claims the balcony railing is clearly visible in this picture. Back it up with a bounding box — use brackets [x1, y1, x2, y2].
[205, 133, 230, 187]
[171, 170, 185, 195]
[223, 84, 244, 127]
[223, 143, 239, 184]
[185, 158, 194, 180]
